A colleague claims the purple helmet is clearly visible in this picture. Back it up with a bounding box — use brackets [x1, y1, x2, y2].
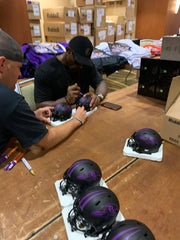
[127, 128, 162, 154]
[59, 159, 102, 198]
[68, 186, 120, 237]
[104, 220, 156, 240]
[76, 96, 92, 111]
[51, 102, 72, 121]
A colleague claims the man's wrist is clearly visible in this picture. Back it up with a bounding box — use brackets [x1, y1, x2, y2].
[73, 117, 83, 126]
[65, 96, 69, 104]
[96, 93, 104, 102]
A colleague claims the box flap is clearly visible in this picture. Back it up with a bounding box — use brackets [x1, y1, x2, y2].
[165, 76, 180, 112]
[166, 94, 180, 119]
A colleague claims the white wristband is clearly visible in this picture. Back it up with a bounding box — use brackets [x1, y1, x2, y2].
[73, 117, 83, 126]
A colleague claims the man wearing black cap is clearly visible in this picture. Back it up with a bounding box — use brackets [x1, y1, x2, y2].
[0, 29, 87, 154]
[34, 36, 107, 110]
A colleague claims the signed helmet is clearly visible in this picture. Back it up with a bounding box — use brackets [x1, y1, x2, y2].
[59, 159, 102, 198]
[68, 186, 120, 237]
[51, 102, 72, 121]
[127, 128, 162, 154]
[76, 96, 92, 111]
[104, 219, 156, 240]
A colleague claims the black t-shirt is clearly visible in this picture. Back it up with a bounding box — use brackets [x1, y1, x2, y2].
[0, 83, 48, 153]
[34, 56, 103, 103]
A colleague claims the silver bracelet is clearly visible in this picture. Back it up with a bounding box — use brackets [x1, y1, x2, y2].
[73, 117, 83, 126]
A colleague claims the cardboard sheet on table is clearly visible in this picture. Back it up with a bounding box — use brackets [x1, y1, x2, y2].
[123, 138, 163, 162]
[51, 107, 97, 127]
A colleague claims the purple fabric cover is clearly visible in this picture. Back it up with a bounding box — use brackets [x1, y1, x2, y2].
[20, 42, 68, 78]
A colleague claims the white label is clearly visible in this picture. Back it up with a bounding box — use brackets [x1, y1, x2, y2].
[128, 0, 131, 6]
[86, 0, 93, 5]
[71, 23, 77, 34]
[98, 30, 106, 40]
[68, 10, 74, 17]
[128, 21, 133, 31]
[87, 10, 92, 22]
[108, 26, 114, 36]
[33, 25, 40, 36]
[117, 25, 122, 36]
[96, 8, 104, 27]
[33, 5, 40, 16]
[84, 25, 90, 35]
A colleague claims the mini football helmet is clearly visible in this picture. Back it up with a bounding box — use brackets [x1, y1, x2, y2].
[59, 159, 102, 198]
[104, 219, 156, 240]
[68, 186, 120, 237]
[127, 128, 162, 154]
[51, 102, 72, 121]
[76, 96, 92, 111]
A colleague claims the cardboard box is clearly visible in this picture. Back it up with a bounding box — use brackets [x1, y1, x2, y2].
[76, 0, 94, 7]
[78, 6, 94, 23]
[161, 36, 180, 61]
[106, 21, 115, 42]
[44, 22, 78, 37]
[32, 37, 42, 43]
[30, 21, 41, 37]
[106, 15, 125, 24]
[94, 5, 106, 28]
[78, 23, 91, 36]
[105, 3, 126, 16]
[126, 6, 135, 20]
[43, 7, 78, 23]
[46, 36, 69, 43]
[26, 1, 41, 20]
[92, 27, 107, 46]
[160, 76, 180, 147]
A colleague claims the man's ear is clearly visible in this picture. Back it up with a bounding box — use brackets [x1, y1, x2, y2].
[0, 56, 6, 72]
[66, 46, 71, 54]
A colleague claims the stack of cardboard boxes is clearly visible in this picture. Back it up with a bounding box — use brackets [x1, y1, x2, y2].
[43, 7, 79, 43]
[26, 1, 42, 43]
[104, 0, 136, 40]
[43, 0, 107, 46]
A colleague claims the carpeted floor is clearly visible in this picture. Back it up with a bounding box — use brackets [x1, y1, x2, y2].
[103, 69, 139, 93]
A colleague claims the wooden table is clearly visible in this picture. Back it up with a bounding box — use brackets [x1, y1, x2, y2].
[0, 84, 179, 240]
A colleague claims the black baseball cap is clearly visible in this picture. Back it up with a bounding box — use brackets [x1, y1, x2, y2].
[0, 28, 23, 62]
[69, 36, 93, 67]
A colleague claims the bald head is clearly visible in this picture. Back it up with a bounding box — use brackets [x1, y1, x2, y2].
[0, 28, 23, 62]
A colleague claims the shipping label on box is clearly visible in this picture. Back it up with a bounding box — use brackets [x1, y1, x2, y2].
[126, 20, 135, 33]
[30, 22, 41, 37]
[79, 7, 94, 23]
[76, 0, 94, 7]
[78, 23, 91, 36]
[27, 1, 41, 20]
[116, 24, 125, 41]
[94, 6, 106, 28]
[65, 22, 78, 36]
[106, 21, 115, 42]
[160, 76, 180, 147]
[161, 36, 180, 61]
[93, 27, 107, 46]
